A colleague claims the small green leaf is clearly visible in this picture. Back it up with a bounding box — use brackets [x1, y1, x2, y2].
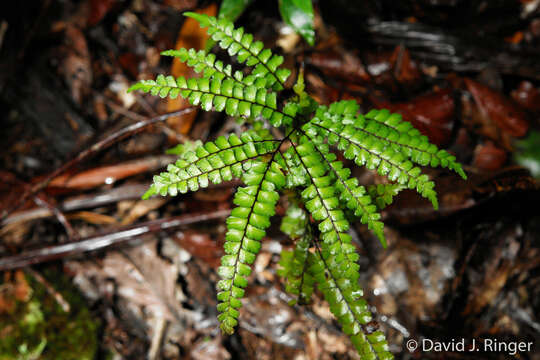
[218, 0, 253, 22]
[278, 0, 315, 46]
[515, 130, 540, 178]
[184, 12, 212, 27]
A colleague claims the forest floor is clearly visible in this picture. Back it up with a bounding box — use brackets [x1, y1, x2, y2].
[1, 1, 540, 359]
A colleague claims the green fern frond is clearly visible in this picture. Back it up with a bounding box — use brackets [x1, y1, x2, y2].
[306, 112, 439, 209]
[310, 241, 393, 360]
[217, 155, 286, 334]
[290, 138, 360, 280]
[367, 184, 405, 211]
[162, 48, 271, 88]
[184, 12, 291, 90]
[325, 103, 466, 180]
[281, 147, 309, 188]
[278, 204, 316, 305]
[299, 129, 387, 247]
[129, 74, 293, 126]
[165, 139, 203, 156]
[365, 109, 466, 178]
[142, 132, 279, 199]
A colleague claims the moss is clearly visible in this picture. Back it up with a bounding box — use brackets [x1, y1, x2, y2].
[0, 269, 99, 360]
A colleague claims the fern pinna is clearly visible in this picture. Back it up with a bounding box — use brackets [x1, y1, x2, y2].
[129, 12, 466, 359]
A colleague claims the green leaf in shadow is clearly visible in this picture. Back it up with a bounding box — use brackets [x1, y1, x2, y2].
[279, 0, 315, 46]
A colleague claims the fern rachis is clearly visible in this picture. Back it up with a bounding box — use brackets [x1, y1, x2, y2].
[128, 12, 466, 359]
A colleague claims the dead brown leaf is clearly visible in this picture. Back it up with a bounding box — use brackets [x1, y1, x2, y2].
[0, 270, 31, 314]
[166, 4, 217, 135]
[190, 336, 231, 360]
[69, 239, 186, 322]
[103, 240, 185, 321]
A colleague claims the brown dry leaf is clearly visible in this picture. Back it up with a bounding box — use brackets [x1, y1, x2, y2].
[369, 240, 457, 321]
[13, 270, 31, 302]
[120, 198, 168, 225]
[48, 156, 174, 191]
[164, 0, 197, 12]
[241, 291, 302, 348]
[57, 25, 93, 104]
[67, 211, 118, 225]
[473, 141, 507, 171]
[317, 327, 348, 354]
[464, 262, 513, 315]
[371, 88, 455, 146]
[511, 80, 540, 113]
[464, 78, 529, 138]
[88, 0, 116, 26]
[175, 230, 223, 268]
[0, 171, 28, 216]
[166, 4, 217, 135]
[0, 271, 31, 314]
[190, 336, 231, 360]
[95, 239, 186, 321]
[389, 45, 421, 87]
[306, 48, 370, 84]
[305, 330, 321, 360]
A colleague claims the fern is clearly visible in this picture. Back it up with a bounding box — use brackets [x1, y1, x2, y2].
[218, 154, 286, 333]
[142, 131, 280, 199]
[184, 12, 291, 90]
[367, 184, 405, 211]
[277, 203, 316, 305]
[128, 12, 467, 359]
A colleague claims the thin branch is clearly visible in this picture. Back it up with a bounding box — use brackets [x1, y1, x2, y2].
[1, 108, 196, 221]
[33, 194, 79, 240]
[103, 97, 188, 143]
[0, 209, 230, 271]
[3, 180, 243, 227]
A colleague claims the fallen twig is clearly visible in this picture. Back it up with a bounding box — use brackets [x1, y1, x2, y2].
[104, 97, 188, 143]
[3, 180, 241, 226]
[33, 194, 79, 240]
[0, 108, 196, 221]
[0, 208, 231, 271]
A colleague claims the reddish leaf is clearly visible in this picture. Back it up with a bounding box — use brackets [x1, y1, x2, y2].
[307, 50, 370, 83]
[46, 156, 174, 191]
[166, 4, 217, 135]
[389, 45, 421, 87]
[118, 53, 141, 78]
[464, 78, 529, 138]
[174, 230, 223, 268]
[511, 81, 540, 113]
[88, 0, 116, 26]
[371, 88, 455, 146]
[473, 142, 507, 172]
